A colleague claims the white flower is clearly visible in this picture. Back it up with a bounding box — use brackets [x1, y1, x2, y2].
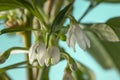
[29, 42, 48, 66]
[29, 42, 60, 66]
[67, 24, 90, 51]
[63, 71, 74, 80]
[46, 46, 60, 65]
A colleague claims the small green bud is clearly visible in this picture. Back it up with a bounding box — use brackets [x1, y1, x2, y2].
[60, 35, 66, 41]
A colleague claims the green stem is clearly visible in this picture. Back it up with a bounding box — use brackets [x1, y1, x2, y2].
[0, 61, 27, 73]
[23, 31, 34, 80]
[22, 12, 34, 80]
[0, 65, 40, 73]
[0, 47, 28, 64]
[78, 3, 92, 22]
[37, 66, 50, 80]
[78, 0, 99, 22]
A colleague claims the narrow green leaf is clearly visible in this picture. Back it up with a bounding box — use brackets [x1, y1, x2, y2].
[16, 0, 34, 13]
[95, 0, 120, 3]
[33, 0, 45, 7]
[0, 15, 8, 20]
[0, 47, 28, 64]
[0, 0, 23, 11]
[17, 0, 44, 23]
[104, 0, 120, 3]
[51, 3, 72, 32]
[0, 27, 38, 35]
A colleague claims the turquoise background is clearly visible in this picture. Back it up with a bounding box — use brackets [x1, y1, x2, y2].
[0, 0, 120, 80]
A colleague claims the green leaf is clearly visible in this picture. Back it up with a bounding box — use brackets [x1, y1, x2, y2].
[95, 0, 120, 3]
[0, 0, 23, 11]
[17, 0, 44, 23]
[0, 47, 28, 64]
[105, 0, 120, 2]
[85, 29, 120, 71]
[91, 24, 119, 42]
[16, 0, 34, 13]
[0, 27, 38, 35]
[102, 42, 120, 71]
[85, 30, 115, 69]
[0, 14, 8, 20]
[106, 17, 120, 39]
[33, 0, 45, 7]
[51, 3, 72, 32]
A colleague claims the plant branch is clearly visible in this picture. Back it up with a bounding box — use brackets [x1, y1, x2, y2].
[78, 0, 100, 22]
[22, 12, 34, 80]
[37, 66, 50, 80]
[0, 61, 28, 73]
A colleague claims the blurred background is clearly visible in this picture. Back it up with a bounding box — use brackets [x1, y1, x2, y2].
[0, 0, 120, 80]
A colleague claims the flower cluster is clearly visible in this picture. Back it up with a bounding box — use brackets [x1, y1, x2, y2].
[29, 42, 60, 66]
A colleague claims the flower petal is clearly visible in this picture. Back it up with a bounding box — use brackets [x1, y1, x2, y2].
[67, 26, 76, 51]
[29, 42, 38, 64]
[73, 25, 90, 50]
[66, 27, 73, 47]
[69, 34, 76, 51]
[48, 46, 60, 65]
[36, 42, 48, 66]
[84, 34, 90, 48]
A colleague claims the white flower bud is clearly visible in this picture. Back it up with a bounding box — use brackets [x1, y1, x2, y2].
[63, 71, 74, 80]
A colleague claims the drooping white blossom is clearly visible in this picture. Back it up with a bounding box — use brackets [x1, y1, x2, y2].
[67, 24, 90, 51]
[46, 46, 60, 65]
[29, 42, 48, 66]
